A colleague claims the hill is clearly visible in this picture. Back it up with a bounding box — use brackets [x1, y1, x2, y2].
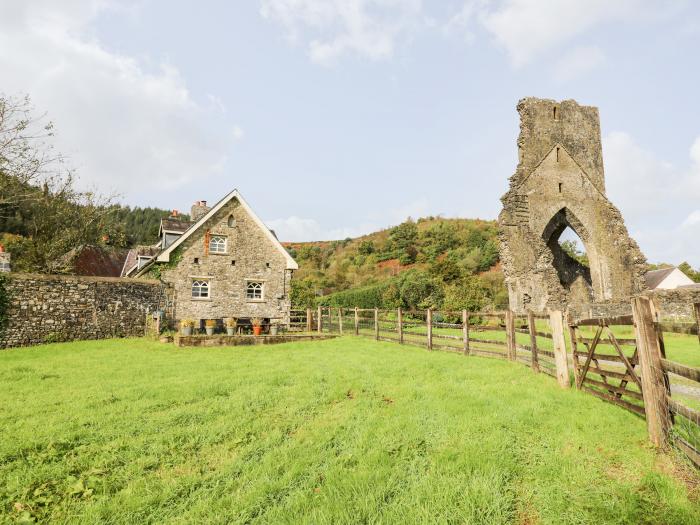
[286, 217, 508, 311]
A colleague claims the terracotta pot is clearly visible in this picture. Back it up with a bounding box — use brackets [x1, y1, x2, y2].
[253, 325, 262, 336]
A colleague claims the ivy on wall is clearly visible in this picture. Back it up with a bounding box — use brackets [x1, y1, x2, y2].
[145, 247, 182, 280]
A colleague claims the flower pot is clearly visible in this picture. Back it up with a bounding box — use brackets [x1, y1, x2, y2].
[226, 327, 236, 336]
[181, 326, 192, 336]
[270, 325, 279, 335]
[253, 326, 262, 336]
[205, 327, 214, 336]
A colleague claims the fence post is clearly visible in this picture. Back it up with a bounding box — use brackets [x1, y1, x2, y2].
[398, 308, 404, 344]
[505, 310, 516, 361]
[694, 303, 700, 345]
[374, 308, 379, 340]
[354, 307, 359, 336]
[317, 305, 322, 334]
[462, 310, 470, 356]
[306, 308, 312, 332]
[567, 313, 581, 387]
[632, 296, 671, 448]
[338, 308, 343, 335]
[427, 309, 433, 350]
[527, 311, 539, 373]
[549, 310, 569, 388]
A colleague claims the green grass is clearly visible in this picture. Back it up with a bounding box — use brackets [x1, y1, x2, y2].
[1, 338, 698, 524]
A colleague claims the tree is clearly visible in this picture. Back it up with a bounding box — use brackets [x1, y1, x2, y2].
[560, 239, 589, 266]
[290, 278, 316, 308]
[0, 95, 64, 213]
[678, 261, 700, 283]
[358, 239, 375, 255]
[387, 220, 418, 264]
[0, 94, 115, 273]
[442, 277, 487, 312]
[8, 176, 114, 273]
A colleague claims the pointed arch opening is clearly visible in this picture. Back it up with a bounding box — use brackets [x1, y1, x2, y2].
[542, 208, 594, 302]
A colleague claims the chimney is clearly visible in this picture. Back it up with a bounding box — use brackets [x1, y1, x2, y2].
[191, 200, 211, 222]
[171, 209, 179, 218]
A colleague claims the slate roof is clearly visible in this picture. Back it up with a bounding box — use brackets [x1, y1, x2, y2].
[644, 267, 676, 290]
[120, 245, 161, 277]
[160, 218, 193, 233]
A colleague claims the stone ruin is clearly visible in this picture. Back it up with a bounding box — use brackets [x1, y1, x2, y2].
[498, 98, 648, 314]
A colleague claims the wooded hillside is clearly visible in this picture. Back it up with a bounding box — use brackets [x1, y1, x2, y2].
[287, 217, 509, 312]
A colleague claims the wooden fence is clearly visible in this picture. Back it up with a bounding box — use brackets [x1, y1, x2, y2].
[290, 299, 700, 468]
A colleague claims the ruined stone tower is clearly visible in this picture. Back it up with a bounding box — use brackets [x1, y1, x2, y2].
[498, 98, 647, 314]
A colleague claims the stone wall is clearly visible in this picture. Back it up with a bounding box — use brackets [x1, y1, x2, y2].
[498, 98, 647, 314]
[0, 273, 167, 348]
[566, 289, 700, 324]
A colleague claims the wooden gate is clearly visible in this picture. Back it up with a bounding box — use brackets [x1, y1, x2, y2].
[569, 315, 645, 416]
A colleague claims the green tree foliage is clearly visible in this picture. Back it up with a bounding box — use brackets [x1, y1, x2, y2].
[678, 261, 700, 283]
[292, 217, 505, 311]
[420, 221, 458, 261]
[357, 239, 375, 255]
[290, 278, 316, 308]
[384, 219, 418, 264]
[442, 277, 487, 312]
[560, 240, 589, 266]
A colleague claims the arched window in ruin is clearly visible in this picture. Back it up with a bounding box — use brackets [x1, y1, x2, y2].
[542, 208, 593, 303]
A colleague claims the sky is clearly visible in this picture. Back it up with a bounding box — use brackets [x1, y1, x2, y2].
[1, 0, 700, 265]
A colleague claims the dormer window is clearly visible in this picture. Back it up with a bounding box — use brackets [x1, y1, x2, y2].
[209, 235, 227, 254]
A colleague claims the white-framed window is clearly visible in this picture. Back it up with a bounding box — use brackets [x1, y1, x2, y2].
[246, 281, 263, 300]
[192, 279, 210, 299]
[209, 235, 227, 254]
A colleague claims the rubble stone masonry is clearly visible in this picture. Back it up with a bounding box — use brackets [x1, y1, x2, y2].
[0, 273, 166, 348]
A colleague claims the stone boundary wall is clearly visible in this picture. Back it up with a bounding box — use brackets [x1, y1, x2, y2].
[567, 288, 700, 323]
[0, 273, 168, 349]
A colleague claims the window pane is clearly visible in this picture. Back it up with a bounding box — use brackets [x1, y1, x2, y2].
[209, 236, 227, 253]
[246, 282, 263, 299]
[192, 280, 209, 298]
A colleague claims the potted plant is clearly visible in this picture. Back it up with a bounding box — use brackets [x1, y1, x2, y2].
[269, 321, 279, 336]
[251, 317, 263, 336]
[225, 317, 238, 336]
[205, 319, 217, 336]
[180, 319, 195, 336]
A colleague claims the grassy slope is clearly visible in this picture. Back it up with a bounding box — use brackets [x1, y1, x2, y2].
[1, 338, 698, 524]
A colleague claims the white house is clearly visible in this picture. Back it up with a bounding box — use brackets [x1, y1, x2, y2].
[644, 267, 695, 290]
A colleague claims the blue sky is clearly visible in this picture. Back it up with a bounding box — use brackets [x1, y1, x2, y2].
[2, 1, 700, 265]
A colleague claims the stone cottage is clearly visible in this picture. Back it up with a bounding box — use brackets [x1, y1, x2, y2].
[133, 189, 298, 330]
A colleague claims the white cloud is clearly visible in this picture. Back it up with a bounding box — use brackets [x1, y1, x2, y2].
[266, 198, 431, 241]
[553, 46, 607, 82]
[232, 126, 245, 141]
[260, 0, 423, 65]
[0, 0, 234, 201]
[266, 216, 378, 241]
[477, 0, 647, 67]
[604, 131, 700, 266]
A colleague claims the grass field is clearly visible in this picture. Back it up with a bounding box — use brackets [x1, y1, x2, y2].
[1, 337, 699, 524]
